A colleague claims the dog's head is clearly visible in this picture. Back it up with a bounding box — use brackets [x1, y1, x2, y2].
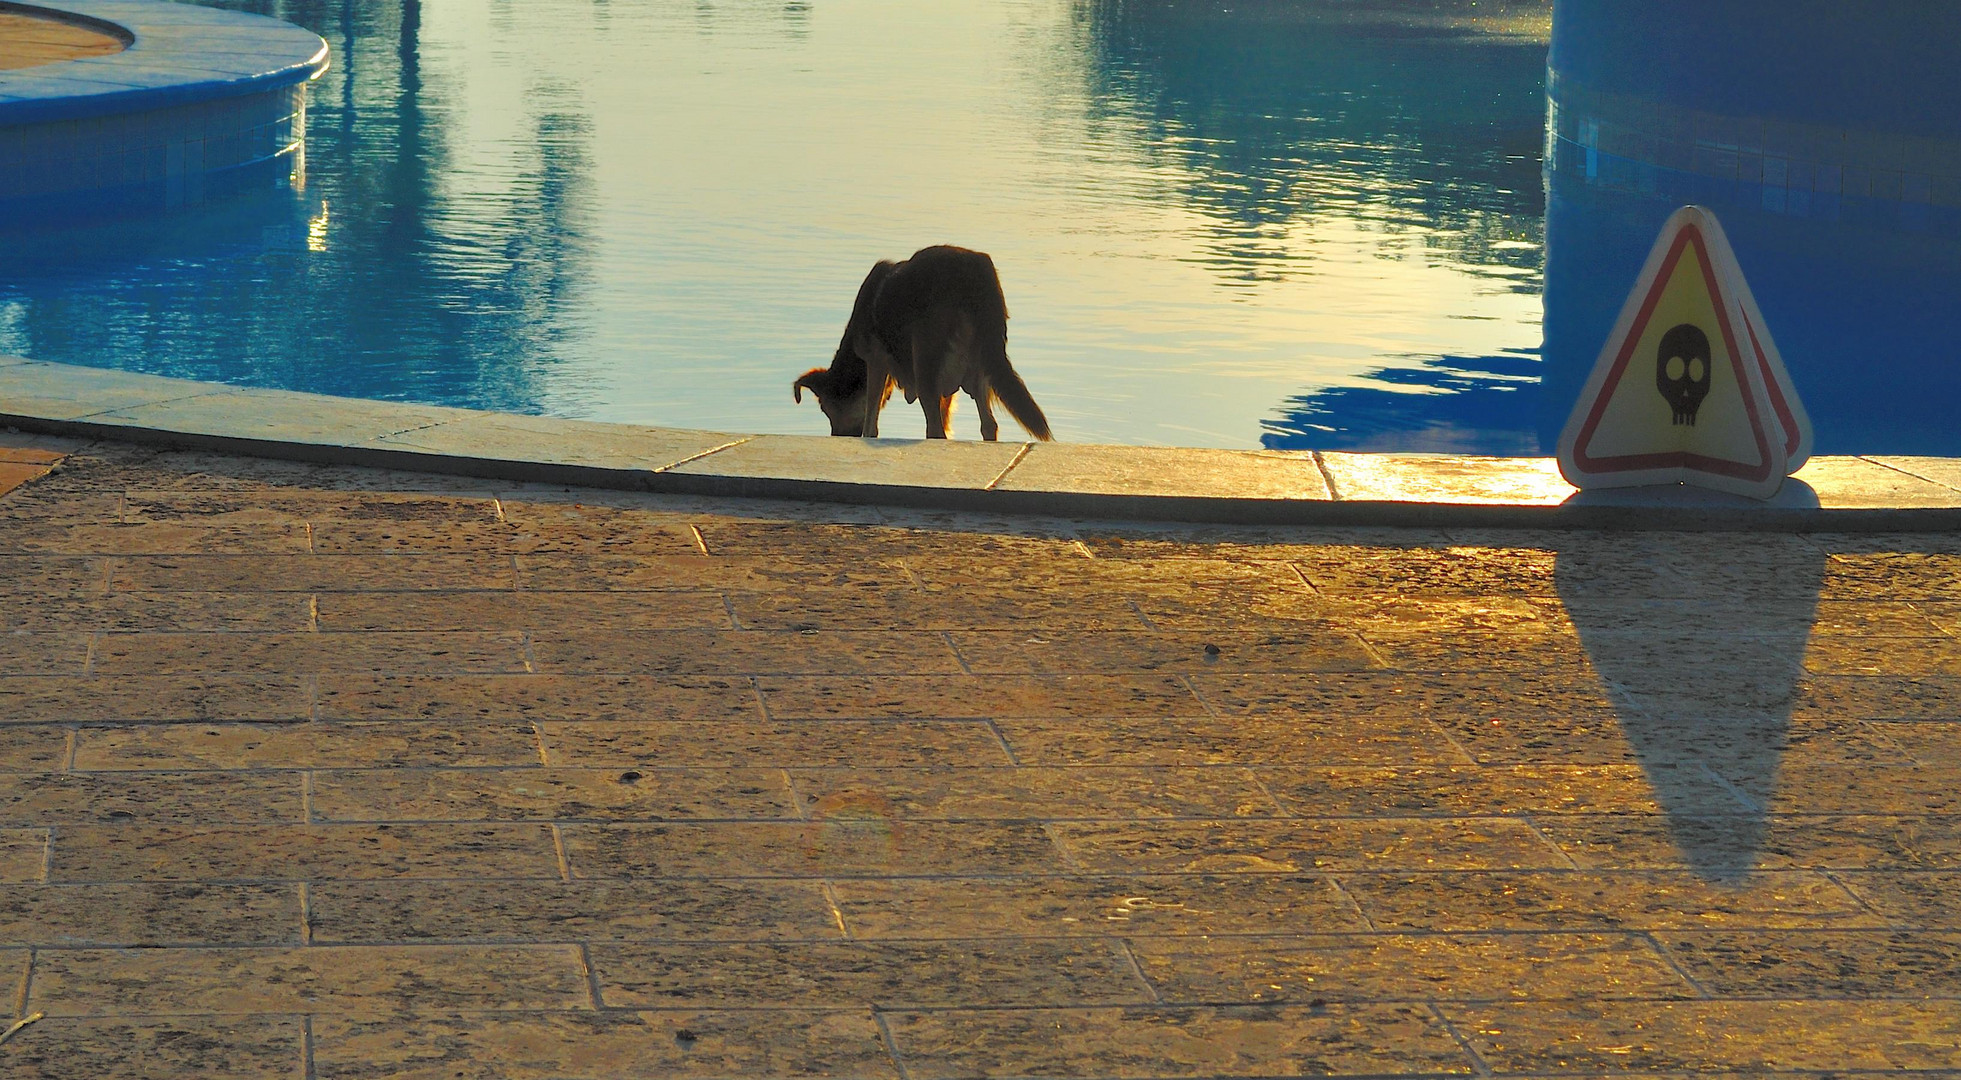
[792, 365, 868, 436]
[794, 258, 903, 437]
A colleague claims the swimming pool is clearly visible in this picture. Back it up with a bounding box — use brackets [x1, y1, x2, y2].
[1, 0, 1955, 453]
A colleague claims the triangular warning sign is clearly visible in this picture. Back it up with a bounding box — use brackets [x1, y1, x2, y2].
[1558, 206, 1812, 499]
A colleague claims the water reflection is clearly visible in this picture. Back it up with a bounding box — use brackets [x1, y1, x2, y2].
[0, 0, 1553, 448]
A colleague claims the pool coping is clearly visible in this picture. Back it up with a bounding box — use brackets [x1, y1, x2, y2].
[4, 355, 1961, 530]
[0, 0, 328, 126]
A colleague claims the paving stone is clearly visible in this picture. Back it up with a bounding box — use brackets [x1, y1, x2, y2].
[108, 554, 515, 592]
[74, 722, 543, 770]
[995, 444, 1331, 501]
[905, 556, 1303, 594]
[121, 490, 502, 526]
[1792, 675, 1961, 719]
[0, 674, 309, 725]
[1298, 548, 1560, 597]
[883, 1004, 1475, 1078]
[315, 674, 762, 722]
[589, 939, 1150, 1008]
[1804, 635, 1961, 676]
[669, 433, 1020, 488]
[1538, 814, 1961, 872]
[1131, 931, 1694, 1004]
[1835, 872, 1961, 927]
[758, 674, 1203, 719]
[0, 829, 45, 881]
[993, 716, 1469, 766]
[829, 875, 1365, 938]
[516, 553, 900, 592]
[696, 521, 1081, 559]
[1749, 764, 1961, 814]
[0, 556, 108, 596]
[1339, 871, 1881, 931]
[947, 630, 1379, 674]
[314, 589, 732, 631]
[1865, 719, 1961, 764]
[562, 822, 1063, 879]
[0, 492, 122, 526]
[1257, 765, 1747, 817]
[1076, 529, 1451, 561]
[1826, 553, 1961, 600]
[304, 520, 525, 554]
[88, 631, 530, 675]
[15, 436, 1961, 1073]
[1657, 929, 1961, 997]
[730, 586, 1150, 631]
[0, 771, 301, 825]
[0, 461, 55, 498]
[309, 878, 839, 942]
[48, 823, 562, 881]
[29, 944, 590, 1016]
[1919, 601, 1961, 635]
[499, 500, 707, 553]
[787, 766, 1276, 821]
[1049, 818, 1568, 873]
[0, 883, 298, 945]
[310, 1010, 899, 1080]
[0, 1015, 305, 1080]
[0, 726, 67, 770]
[1192, 671, 1619, 723]
[1360, 629, 1594, 673]
[1327, 595, 1569, 635]
[1555, 596, 1949, 637]
[0, 592, 312, 633]
[541, 719, 1011, 767]
[1444, 716, 1903, 771]
[309, 767, 796, 822]
[528, 628, 966, 675]
[1131, 590, 1353, 632]
[0, 522, 311, 555]
[1446, 999, 1961, 1072]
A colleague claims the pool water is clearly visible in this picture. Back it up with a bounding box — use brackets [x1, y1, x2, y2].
[0, 0, 1560, 450]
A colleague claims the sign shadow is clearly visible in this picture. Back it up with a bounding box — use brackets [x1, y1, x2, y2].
[1553, 533, 1826, 881]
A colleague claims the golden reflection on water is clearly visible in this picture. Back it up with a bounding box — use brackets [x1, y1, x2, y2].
[421, 0, 1550, 445]
[0, 0, 1553, 450]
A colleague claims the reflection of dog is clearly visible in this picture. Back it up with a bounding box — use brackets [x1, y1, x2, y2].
[793, 245, 1052, 441]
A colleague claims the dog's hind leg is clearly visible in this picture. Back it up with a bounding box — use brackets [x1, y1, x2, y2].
[920, 395, 953, 439]
[972, 389, 1000, 441]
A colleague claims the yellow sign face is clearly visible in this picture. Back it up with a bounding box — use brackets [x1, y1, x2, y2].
[1558, 206, 1810, 500]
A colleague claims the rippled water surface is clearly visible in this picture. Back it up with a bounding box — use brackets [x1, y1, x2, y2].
[0, 0, 1553, 449]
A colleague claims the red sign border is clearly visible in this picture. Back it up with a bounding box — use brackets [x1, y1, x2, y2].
[1571, 223, 1778, 482]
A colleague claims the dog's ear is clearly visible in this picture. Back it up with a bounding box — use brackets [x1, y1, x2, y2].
[793, 368, 830, 403]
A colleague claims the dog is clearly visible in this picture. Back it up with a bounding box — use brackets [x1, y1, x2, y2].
[793, 245, 1052, 441]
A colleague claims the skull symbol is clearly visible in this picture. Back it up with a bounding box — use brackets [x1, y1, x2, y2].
[1656, 323, 1711, 425]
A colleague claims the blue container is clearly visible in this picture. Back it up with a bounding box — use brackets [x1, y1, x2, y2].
[1542, 0, 1961, 453]
[0, 0, 329, 224]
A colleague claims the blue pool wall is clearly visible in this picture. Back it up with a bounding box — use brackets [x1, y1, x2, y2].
[1543, 0, 1961, 454]
[0, 0, 328, 223]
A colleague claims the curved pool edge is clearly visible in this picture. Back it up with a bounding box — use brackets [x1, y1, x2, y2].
[2, 356, 1958, 531]
[0, 0, 327, 127]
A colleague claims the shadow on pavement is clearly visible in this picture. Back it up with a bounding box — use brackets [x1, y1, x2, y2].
[1554, 533, 1825, 881]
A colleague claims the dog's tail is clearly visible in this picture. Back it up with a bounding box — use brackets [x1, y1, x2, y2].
[973, 264, 1053, 442]
[988, 366, 1051, 442]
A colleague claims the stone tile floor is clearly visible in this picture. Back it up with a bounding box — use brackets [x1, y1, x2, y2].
[2, 431, 1961, 1077]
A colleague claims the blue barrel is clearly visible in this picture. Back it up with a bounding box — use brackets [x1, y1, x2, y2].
[1542, 1, 1961, 452]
